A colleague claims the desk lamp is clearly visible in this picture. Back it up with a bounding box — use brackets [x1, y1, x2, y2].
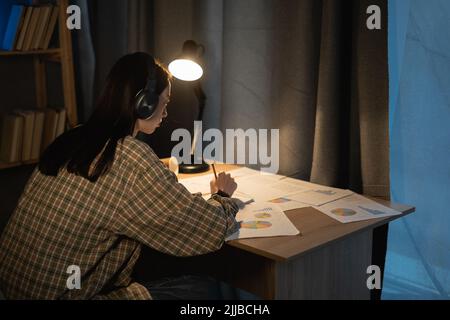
[169, 40, 209, 173]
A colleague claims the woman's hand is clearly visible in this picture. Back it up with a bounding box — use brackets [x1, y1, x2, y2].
[210, 172, 238, 197]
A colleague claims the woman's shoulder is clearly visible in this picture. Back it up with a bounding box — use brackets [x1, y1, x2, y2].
[116, 136, 160, 171]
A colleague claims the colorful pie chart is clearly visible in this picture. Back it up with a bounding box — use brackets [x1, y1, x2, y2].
[269, 197, 291, 203]
[240, 221, 272, 229]
[254, 213, 272, 218]
[331, 208, 357, 216]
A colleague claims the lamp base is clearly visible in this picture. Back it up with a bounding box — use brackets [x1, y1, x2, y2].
[178, 155, 210, 174]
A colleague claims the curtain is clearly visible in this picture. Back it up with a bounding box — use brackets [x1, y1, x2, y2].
[72, 0, 154, 121]
[384, 0, 450, 299]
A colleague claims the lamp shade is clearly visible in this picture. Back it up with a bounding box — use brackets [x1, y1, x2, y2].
[168, 40, 204, 81]
[168, 59, 203, 81]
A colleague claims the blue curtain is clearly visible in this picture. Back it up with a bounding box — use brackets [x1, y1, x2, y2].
[384, 0, 450, 299]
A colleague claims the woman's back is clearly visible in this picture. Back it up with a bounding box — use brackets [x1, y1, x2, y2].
[0, 136, 156, 299]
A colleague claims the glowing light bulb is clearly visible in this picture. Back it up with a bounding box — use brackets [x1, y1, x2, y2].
[168, 59, 203, 81]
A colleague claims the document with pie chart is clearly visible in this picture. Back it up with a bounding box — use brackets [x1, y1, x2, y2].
[225, 202, 300, 241]
[314, 194, 402, 223]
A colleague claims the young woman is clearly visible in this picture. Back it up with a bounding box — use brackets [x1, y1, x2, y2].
[0, 52, 240, 300]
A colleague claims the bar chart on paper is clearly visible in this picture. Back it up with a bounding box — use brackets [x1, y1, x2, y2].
[314, 194, 402, 223]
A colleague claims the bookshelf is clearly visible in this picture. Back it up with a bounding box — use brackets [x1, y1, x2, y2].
[0, 0, 77, 170]
[0, 48, 60, 56]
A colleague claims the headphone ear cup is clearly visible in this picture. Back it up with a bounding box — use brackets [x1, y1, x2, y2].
[135, 89, 158, 120]
[135, 58, 159, 120]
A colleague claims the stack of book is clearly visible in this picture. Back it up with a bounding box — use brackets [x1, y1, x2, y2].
[1, 2, 59, 51]
[0, 108, 66, 163]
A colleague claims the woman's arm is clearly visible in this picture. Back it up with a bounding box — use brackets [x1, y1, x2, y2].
[117, 159, 240, 257]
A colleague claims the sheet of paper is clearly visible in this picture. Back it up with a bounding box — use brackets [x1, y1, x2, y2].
[267, 197, 310, 211]
[235, 175, 307, 202]
[225, 202, 300, 241]
[286, 186, 354, 206]
[180, 168, 352, 211]
[178, 174, 214, 194]
[179, 176, 211, 195]
[179, 174, 255, 205]
[265, 177, 317, 210]
[227, 167, 262, 179]
[179, 167, 272, 195]
[200, 191, 254, 205]
[231, 192, 254, 205]
[269, 179, 311, 194]
[314, 193, 402, 223]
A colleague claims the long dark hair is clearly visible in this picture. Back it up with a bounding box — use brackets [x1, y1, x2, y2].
[39, 52, 171, 182]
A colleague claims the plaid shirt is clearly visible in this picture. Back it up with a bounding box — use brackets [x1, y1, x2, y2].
[0, 136, 239, 300]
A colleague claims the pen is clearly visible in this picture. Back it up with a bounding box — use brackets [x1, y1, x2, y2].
[212, 163, 218, 180]
[212, 163, 230, 197]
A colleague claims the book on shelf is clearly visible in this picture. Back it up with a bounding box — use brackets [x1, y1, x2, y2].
[15, 6, 32, 51]
[41, 5, 58, 49]
[0, 113, 24, 163]
[14, 110, 35, 161]
[0, 107, 63, 164]
[1, 5, 26, 51]
[0, 1, 17, 47]
[55, 107, 66, 138]
[32, 5, 52, 50]
[22, 6, 40, 51]
[41, 107, 65, 152]
[41, 107, 58, 152]
[30, 6, 44, 50]
[31, 110, 45, 160]
[0, 1, 34, 50]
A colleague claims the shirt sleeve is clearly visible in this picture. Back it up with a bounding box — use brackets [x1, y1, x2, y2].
[117, 159, 240, 257]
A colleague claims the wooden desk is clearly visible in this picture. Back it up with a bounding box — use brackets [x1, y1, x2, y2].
[137, 161, 414, 299]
